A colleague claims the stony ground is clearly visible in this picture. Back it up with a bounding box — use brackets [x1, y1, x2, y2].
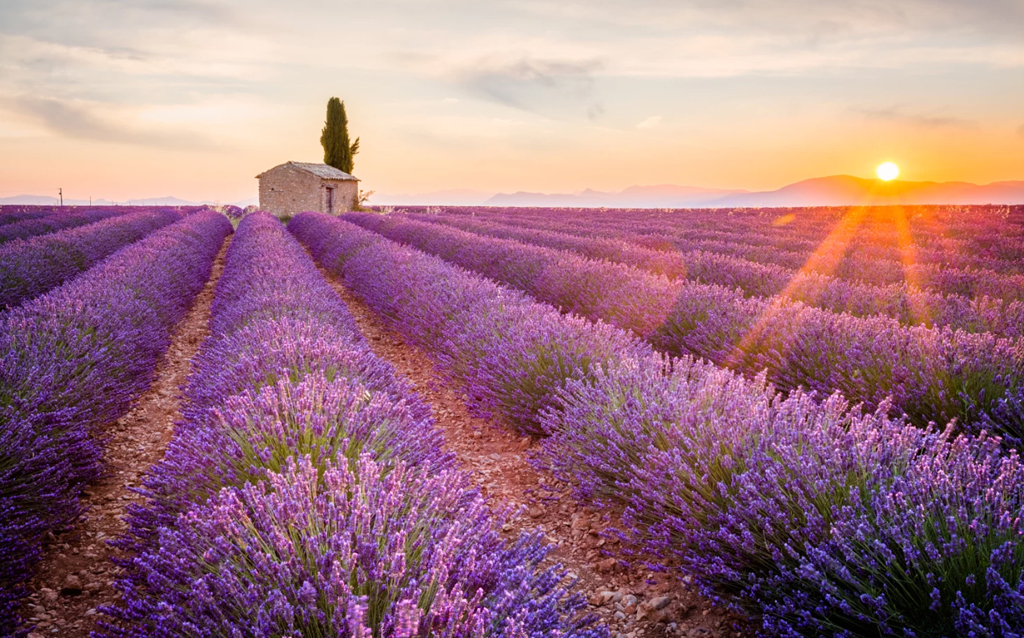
[19, 241, 229, 638]
[326, 277, 749, 638]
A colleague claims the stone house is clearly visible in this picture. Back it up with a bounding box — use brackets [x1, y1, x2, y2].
[256, 161, 359, 216]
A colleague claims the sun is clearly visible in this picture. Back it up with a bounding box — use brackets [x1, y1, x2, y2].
[876, 161, 900, 181]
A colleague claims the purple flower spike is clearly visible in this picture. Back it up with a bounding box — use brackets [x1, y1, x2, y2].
[103, 213, 603, 638]
[290, 211, 1024, 638]
[0, 210, 231, 634]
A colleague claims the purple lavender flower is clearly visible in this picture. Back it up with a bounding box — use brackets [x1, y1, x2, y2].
[112, 455, 601, 638]
[291, 211, 1024, 637]
[105, 213, 603, 638]
[0, 210, 230, 634]
[0, 209, 183, 309]
[340, 212, 1023, 436]
[0, 207, 123, 244]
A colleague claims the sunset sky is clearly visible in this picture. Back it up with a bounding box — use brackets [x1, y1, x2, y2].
[1, 0, 1022, 203]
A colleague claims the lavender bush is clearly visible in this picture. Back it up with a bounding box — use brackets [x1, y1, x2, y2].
[0, 207, 125, 244]
[116, 455, 598, 638]
[0, 207, 59, 227]
[418, 206, 1024, 300]
[0, 209, 183, 309]
[292, 211, 1024, 637]
[292, 213, 651, 435]
[417, 213, 1024, 337]
[116, 212, 444, 548]
[106, 213, 603, 638]
[546, 357, 1024, 636]
[447, 204, 1024, 278]
[341, 212, 1023, 435]
[0, 210, 230, 635]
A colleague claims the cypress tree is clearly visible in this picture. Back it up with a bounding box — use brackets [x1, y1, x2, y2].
[320, 97, 360, 174]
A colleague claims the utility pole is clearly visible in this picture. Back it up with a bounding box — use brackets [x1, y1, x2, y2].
[58, 188, 63, 206]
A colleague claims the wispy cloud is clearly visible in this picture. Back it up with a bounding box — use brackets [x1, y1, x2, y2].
[636, 115, 662, 129]
[1, 95, 223, 149]
[511, 0, 1024, 40]
[454, 56, 603, 111]
[857, 106, 979, 130]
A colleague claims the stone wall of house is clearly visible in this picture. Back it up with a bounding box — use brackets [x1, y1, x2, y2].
[259, 165, 324, 216]
[258, 165, 360, 216]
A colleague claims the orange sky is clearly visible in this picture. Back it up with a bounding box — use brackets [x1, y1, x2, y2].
[1, 0, 1022, 203]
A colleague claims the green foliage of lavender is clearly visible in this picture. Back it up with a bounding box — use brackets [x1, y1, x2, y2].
[103, 213, 604, 638]
[291, 211, 1024, 637]
[0, 208, 184, 309]
[342, 212, 1024, 442]
[0, 207, 123, 244]
[0, 211, 230, 635]
[0, 206, 60, 227]
[401, 205, 1024, 298]
[413, 212, 1024, 338]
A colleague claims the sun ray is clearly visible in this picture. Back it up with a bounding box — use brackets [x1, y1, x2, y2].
[724, 171, 927, 375]
[724, 204, 869, 370]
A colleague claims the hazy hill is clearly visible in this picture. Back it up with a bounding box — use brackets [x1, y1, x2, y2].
[713, 176, 1024, 207]
[485, 177, 1024, 208]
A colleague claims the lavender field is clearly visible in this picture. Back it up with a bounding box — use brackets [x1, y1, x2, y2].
[2, 203, 1023, 637]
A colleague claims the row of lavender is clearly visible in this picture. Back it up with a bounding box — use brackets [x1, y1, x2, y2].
[424, 207, 1024, 299]
[412, 212, 1024, 336]
[625, 204, 1024, 262]
[448, 205, 1024, 275]
[293, 211, 1024, 638]
[343, 213, 1024, 439]
[465, 203, 1024, 247]
[0, 207, 63, 227]
[425, 208, 1024, 303]
[0, 207, 127, 245]
[101, 213, 601, 637]
[0, 209, 185, 309]
[0, 211, 231, 635]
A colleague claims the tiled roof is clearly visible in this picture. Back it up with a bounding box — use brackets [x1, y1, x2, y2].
[257, 161, 359, 181]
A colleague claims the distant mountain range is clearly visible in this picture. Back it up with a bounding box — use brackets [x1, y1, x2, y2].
[484, 176, 1024, 208]
[6, 176, 1023, 210]
[0, 195, 258, 207]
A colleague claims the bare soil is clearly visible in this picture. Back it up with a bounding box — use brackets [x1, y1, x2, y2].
[20, 239, 229, 638]
[326, 278, 749, 638]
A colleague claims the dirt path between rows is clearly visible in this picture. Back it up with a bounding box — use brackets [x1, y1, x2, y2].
[325, 276, 748, 638]
[20, 239, 229, 638]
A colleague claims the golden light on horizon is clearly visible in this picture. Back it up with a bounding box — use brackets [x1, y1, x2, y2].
[876, 161, 900, 181]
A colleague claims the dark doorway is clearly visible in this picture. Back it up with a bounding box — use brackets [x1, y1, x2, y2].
[325, 186, 335, 215]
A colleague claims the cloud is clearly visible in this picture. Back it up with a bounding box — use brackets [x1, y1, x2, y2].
[1018, 123, 1024, 138]
[389, 1, 1024, 80]
[857, 106, 978, 130]
[511, 0, 1024, 40]
[0, 0, 248, 44]
[454, 56, 603, 111]
[587, 102, 605, 120]
[1, 95, 221, 149]
[636, 115, 662, 129]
